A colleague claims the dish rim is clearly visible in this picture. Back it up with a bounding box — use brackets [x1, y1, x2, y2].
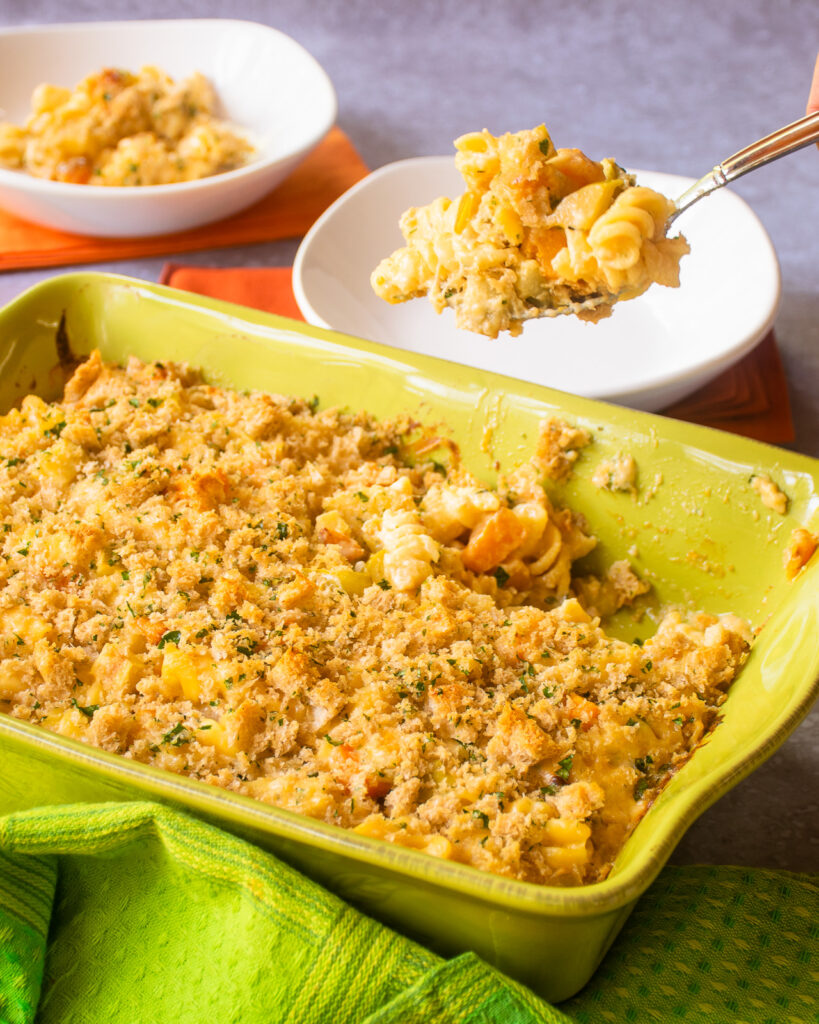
[292, 155, 781, 404]
[0, 270, 816, 920]
[0, 18, 338, 197]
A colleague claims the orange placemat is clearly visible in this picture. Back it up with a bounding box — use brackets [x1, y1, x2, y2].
[159, 264, 794, 444]
[664, 331, 793, 442]
[0, 127, 368, 271]
[161, 264, 306, 321]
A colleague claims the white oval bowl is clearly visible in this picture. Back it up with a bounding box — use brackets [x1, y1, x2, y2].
[0, 20, 337, 237]
[293, 156, 781, 412]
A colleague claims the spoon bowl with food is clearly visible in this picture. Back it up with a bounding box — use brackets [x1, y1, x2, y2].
[371, 113, 819, 338]
[370, 125, 689, 338]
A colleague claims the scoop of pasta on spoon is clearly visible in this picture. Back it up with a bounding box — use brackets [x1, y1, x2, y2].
[371, 113, 819, 338]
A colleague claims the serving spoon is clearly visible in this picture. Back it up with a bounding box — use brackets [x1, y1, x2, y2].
[668, 109, 819, 225]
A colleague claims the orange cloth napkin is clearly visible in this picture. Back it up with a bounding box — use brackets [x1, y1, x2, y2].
[161, 265, 306, 322]
[0, 128, 368, 270]
[159, 264, 794, 444]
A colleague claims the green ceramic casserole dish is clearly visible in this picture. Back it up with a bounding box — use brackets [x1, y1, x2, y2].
[1, 272, 817, 1002]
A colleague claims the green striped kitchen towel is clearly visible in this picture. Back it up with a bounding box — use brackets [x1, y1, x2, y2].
[0, 801, 815, 1024]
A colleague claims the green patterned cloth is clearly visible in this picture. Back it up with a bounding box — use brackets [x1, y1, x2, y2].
[0, 802, 815, 1024]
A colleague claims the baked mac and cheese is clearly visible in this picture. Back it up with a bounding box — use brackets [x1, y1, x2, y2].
[0, 353, 750, 886]
[371, 125, 689, 337]
[0, 66, 253, 185]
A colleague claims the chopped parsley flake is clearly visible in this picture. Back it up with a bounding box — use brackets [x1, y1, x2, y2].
[161, 722, 189, 746]
[157, 630, 181, 649]
[556, 755, 573, 781]
[70, 698, 99, 718]
[494, 566, 510, 587]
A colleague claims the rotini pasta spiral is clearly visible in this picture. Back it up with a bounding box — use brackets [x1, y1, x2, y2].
[589, 187, 670, 266]
[377, 509, 440, 591]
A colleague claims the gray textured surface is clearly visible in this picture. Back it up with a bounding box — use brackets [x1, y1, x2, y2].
[0, 0, 817, 873]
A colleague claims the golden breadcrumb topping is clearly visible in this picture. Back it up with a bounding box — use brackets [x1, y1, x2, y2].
[0, 353, 751, 885]
[592, 454, 638, 494]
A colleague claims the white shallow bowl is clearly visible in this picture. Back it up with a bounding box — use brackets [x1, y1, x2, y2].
[293, 156, 781, 411]
[0, 20, 337, 237]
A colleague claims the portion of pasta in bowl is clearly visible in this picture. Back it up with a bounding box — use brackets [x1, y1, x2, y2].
[0, 20, 338, 236]
[371, 125, 690, 337]
[0, 350, 751, 887]
[0, 65, 254, 186]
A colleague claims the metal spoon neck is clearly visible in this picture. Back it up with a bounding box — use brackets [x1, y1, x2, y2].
[668, 109, 819, 226]
[669, 166, 726, 224]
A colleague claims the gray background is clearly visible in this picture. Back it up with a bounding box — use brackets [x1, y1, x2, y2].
[0, 0, 816, 872]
